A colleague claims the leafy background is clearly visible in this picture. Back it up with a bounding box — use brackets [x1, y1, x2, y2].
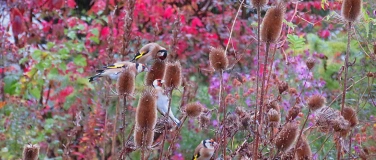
[0, 0, 375, 159]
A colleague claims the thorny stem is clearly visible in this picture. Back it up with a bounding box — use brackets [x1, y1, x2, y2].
[159, 89, 173, 160]
[111, 97, 120, 157]
[254, 42, 271, 160]
[254, 6, 261, 134]
[341, 22, 351, 114]
[167, 115, 188, 156]
[219, 70, 227, 158]
[339, 21, 352, 160]
[293, 109, 311, 155]
[102, 110, 107, 160]
[122, 95, 127, 149]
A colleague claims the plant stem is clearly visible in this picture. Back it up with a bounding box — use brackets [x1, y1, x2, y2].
[167, 115, 187, 156]
[339, 21, 352, 160]
[159, 89, 173, 160]
[254, 42, 270, 160]
[219, 70, 227, 158]
[293, 109, 311, 155]
[111, 97, 120, 157]
[254, 6, 261, 133]
[122, 95, 127, 149]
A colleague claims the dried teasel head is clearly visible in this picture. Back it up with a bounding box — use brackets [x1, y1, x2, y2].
[260, 3, 285, 43]
[209, 47, 228, 71]
[307, 94, 326, 111]
[274, 122, 299, 152]
[306, 57, 316, 70]
[134, 88, 158, 150]
[145, 59, 166, 86]
[281, 148, 295, 160]
[23, 144, 40, 160]
[295, 135, 312, 160]
[267, 101, 280, 112]
[116, 70, 135, 96]
[251, 0, 268, 9]
[286, 105, 301, 121]
[332, 116, 351, 132]
[288, 87, 298, 95]
[199, 113, 211, 129]
[235, 106, 247, 118]
[239, 114, 252, 130]
[184, 102, 204, 118]
[163, 61, 182, 89]
[268, 108, 280, 122]
[341, 0, 362, 22]
[225, 114, 240, 136]
[278, 81, 289, 94]
[342, 106, 358, 128]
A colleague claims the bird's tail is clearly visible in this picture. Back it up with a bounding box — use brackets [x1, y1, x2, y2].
[88, 74, 101, 82]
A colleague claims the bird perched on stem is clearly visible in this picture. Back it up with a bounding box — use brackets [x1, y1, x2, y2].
[192, 139, 217, 160]
[89, 63, 148, 82]
[131, 43, 168, 64]
[152, 79, 180, 126]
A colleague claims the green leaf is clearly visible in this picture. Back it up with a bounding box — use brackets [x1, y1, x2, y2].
[90, 36, 100, 44]
[31, 50, 42, 60]
[4, 76, 18, 95]
[74, 43, 85, 52]
[30, 87, 41, 100]
[76, 77, 94, 90]
[76, 24, 85, 30]
[60, 63, 67, 72]
[287, 34, 306, 52]
[73, 55, 87, 67]
[67, 31, 77, 39]
[58, 48, 70, 59]
[47, 68, 59, 79]
[47, 42, 55, 50]
[91, 28, 99, 37]
[283, 19, 297, 30]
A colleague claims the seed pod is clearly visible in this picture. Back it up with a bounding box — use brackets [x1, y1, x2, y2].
[261, 3, 285, 43]
[184, 102, 203, 118]
[23, 144, 40, 160]
[306, 57, 315, 70]
[342, 107, 358, 128]
[341, 0, 362, 22]
[163, 61, 182, 89]
[145, 59, 166, 86]
[267, 101, 280, 113]
[278, 81, 289, 94]
[307, 94, 326, 111]
[209, 47, 228, 71]
[199, 113, 211, 129]
[268, 108, 280, 122]
[274, 122, 299, 152]
[295, 135, 312, 160]
[288, 87, 297, 95]
[240, 114, 252, 130]
[134, 88, 157, 150]
[116, 70, 135, 96]
[251, 0, 268, 9]
[286, 105, 301, 121]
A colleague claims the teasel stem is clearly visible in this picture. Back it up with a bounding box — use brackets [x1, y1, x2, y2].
[159, 89, 173, 160]
[341, 22, 351, 114]
[122, 95, 127, 149]
[219, 70, 227, 158]
[111, 97, 120, 157]
[167, 115, 188, 156]
[339, 21, 351, 160]
[254, 6, 261, 132]
[102, 110, 107, 160]
[254, 42, 270, 160]
[293, 109, 311, 155]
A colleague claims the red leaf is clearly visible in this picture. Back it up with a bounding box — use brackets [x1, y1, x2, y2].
[10, 8, 25, 36]
[163, 7, 174, 19]
[67, 0, 76, 8]
[52, 0, 64, 9]
[100, 26, 110, 39]
[191, 17, 203, 28]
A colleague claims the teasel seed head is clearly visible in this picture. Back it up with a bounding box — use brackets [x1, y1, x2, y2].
[315, 107, 340, 132]
[342, 107, 358, 128]
[134, 88, 158, 150]
[235, 106, 247, 117]
[209, 47, 228, 71]
[267, 101, 280, 113]
[240, 114, 252, 130]
[184, 102, 203, 118]
[288, 87, 298, 95]
[145, 59, 166, 86]
[116, 70, 135, 96]
[295, 135, 312, 160]
[332, 116, 350, 132]
[341, 0, 362, 22]
[278, 81, 289, 94]
[281, 148, 295, 160]
[163, 61, 182, 90]
[261, 3, 285, 43]
[23, 144, 40, 160]
[199, 113, 211, 129]
[307, 94, 326, 111]
[286, 105, 301, 121]
[274, 122, 299, 152]
[268, 108, 280, 122]
[251, 0, 268, 9]
[306, 57, 316, 70]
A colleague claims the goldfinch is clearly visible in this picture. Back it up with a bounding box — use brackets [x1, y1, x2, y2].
[152, 79, 181, 126]
[192, 139, 217, 160]
[89, 63, 148, 82]
[131, 43, 168, 64]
